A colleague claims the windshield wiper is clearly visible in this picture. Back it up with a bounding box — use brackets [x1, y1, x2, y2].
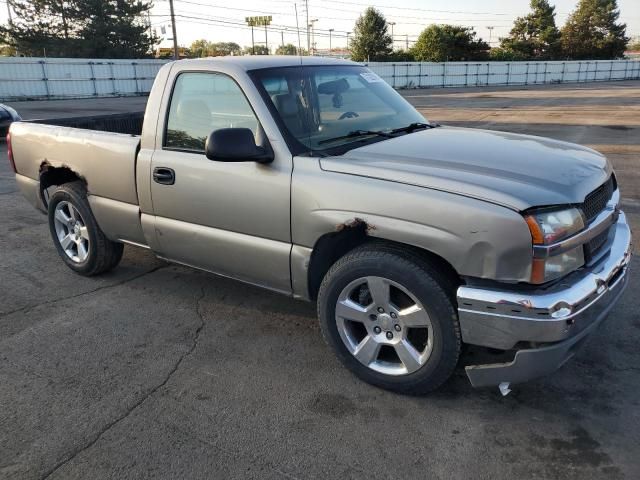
[389, 122, 437, 134]
[318, 129, 394, 146]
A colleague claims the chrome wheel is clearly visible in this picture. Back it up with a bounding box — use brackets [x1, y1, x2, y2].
[335, 276, 434, 376]
[53, 201, 90, 263]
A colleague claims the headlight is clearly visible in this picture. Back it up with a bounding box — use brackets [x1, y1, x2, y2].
[524, 207, 586, 283]
[524, 207, 584, 245]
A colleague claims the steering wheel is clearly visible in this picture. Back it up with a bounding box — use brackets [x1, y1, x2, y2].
[338, 111, 359, 120]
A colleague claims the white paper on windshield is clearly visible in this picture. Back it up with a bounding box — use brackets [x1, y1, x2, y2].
[360, 72, 384, 83]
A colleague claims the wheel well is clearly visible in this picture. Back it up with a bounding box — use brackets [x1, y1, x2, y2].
[307, 221, 461, 301]
[39, 164, 84, 206]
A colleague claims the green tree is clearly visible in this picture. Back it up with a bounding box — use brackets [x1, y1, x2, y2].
[0, 0, 81, 56]
[350, 7, 392, 61]
[411, 25, 489, 62]
[76, 0, 157, 58]
[190, 39, 215, 57]
[500, 0, 561, 60]
[275, 43, 299, 55]
[561, 0, 628, 59]
[243, 45, 269, 55]
[212, 42, 241, 56]
[628, 39, 640, 51]
[0, 0, 156, 58]
[489, 47, 526, 61]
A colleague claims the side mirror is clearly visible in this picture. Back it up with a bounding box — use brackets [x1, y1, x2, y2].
[205, 128, 273, 163]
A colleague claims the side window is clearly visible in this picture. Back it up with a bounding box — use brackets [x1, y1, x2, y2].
[164, 72, 259, 152]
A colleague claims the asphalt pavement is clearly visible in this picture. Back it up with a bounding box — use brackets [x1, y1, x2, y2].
[1, 81, 639, 479]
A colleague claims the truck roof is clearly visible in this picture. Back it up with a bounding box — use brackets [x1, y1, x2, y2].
[176, 55, 359, 71]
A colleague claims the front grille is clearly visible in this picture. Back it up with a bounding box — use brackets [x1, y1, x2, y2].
[581, 175, 615, 223]
[584, 226, 611, 262]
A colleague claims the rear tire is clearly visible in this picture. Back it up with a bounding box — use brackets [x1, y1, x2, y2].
[317, 244, 461, 394]
[47, 181, 123, 276]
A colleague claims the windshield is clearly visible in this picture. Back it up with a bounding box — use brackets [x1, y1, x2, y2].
[251, 65, 427, 154]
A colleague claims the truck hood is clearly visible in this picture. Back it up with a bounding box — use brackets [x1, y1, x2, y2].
[320, 126, 611, 211]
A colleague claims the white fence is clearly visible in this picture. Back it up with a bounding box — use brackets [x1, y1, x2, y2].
[364, 59, 640, 89]
[0, 57, 167, 101]
[1, 57, 639, 101]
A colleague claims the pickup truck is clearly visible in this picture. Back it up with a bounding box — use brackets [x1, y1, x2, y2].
[8, 57, 632, 394]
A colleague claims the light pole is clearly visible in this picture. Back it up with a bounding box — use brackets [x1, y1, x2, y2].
[329, 28, 334, 54]
[487, 26, 494, 45]
[389, 22, 395, 50]
[346, 32, 351, 51]
[309, 18, 318, 55]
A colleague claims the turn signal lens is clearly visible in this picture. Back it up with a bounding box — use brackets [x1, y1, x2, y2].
[524, 207, 584, 245]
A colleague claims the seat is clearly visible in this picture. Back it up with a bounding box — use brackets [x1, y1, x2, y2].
[272, 93, 306, 136]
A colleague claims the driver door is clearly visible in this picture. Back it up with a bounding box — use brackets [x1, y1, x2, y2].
[149, 70, 292, 294]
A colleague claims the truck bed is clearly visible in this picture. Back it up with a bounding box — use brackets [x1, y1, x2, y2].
[10, 118, 141, 206]
[29, 112, 144, 136]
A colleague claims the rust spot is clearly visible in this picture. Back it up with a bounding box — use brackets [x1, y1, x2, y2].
[335, 217, 375, 234]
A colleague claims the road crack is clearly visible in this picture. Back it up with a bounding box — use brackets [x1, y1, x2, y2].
[39, 285, 207, 480]
[0, 264, 167, 319]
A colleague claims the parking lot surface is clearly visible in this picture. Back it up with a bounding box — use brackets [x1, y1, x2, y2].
[1, 81, 639, 479]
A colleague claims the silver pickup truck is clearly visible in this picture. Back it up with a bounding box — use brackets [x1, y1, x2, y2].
[8, 57, 632, 394]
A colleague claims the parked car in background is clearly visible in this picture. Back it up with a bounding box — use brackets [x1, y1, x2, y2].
[0, 104, 21, 139]
[7, 57, 632, 395]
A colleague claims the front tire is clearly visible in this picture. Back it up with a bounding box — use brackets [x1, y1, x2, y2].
[48, 181, 123, 276]
[318, 245, 461, 394]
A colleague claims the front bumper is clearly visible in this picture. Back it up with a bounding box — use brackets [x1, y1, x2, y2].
[457, 212, 632, 388]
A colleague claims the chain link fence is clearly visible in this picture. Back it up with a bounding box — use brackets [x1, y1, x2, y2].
[1, 57, 639, 101]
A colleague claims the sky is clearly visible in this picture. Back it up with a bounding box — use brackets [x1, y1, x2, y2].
[1, 0, 639, 52]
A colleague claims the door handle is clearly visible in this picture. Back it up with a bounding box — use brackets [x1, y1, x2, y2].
[153, 167, 175, 185]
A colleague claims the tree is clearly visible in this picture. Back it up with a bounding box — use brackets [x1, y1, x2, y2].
[350, 7, 392, 61]
[411, 25, 489, 62]
[500, 0, 561, 60]
[561, 0, 628, 59]
[275, 43, 299, 55]
[0, 0, 157, 58]
[212, 42, 241, 56]
[0, 0, 81, 57]
[243, 45, 269, 55]
[190, 39, 215, 57]
[628, 39, 640, 51]
[189, 41, 241, 57]
[76, 0, 157, 58]
[489, 47, 526, 61]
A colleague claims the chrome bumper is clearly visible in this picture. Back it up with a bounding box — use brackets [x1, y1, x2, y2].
[457, 211, 632, 388]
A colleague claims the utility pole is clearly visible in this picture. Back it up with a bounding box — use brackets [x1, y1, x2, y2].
[329, 29, 334, 54]
[405, 34, 408, 50]
[294, 3, 302, 55]
[168, 0, 179, 60]
[304, 0, 311, 55]
[281, 31, 284, 50]
[346, 32, 351, 51]
[265, 23, 268, 54]
[487, 26, 494, 45]
[251, 26, 255, 54]
[6, 0, 13, 25]
[389, 22, 395, 50]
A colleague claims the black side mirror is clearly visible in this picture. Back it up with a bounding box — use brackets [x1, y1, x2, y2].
[205, 128, 273, 163]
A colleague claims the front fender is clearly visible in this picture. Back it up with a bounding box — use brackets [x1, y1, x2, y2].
[291, 158, 533, 296]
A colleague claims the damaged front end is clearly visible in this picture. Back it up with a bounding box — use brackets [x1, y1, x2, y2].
[457, 211, 632, 392]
